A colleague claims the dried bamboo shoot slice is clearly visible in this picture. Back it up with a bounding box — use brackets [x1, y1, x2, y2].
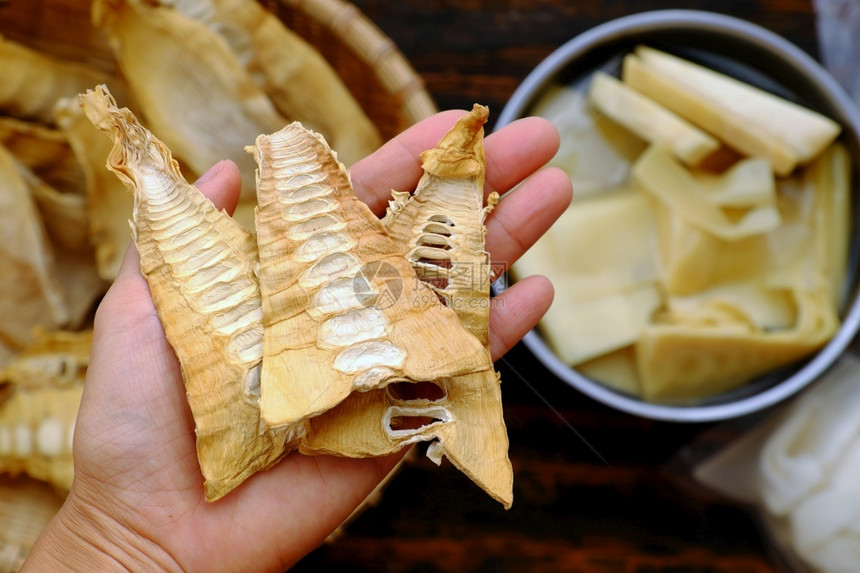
[164, 0, 382, 165]
[0, 383, 80, 492]
[252, 121, 489, 429]
[55, 97, 134, 281]
[0, 116, 85, 194]
[637, 288, 838, 401]
[12, 158, 106, 328]
[0, 144, 69, 349]
[588, 71, 720, 166]
[633, 145, 780, 241]
[0, 329, 92, 392]
[632, 46, 841, 170]
[532, 83, 647, 197]
[511, 185, 658, 301]
[0, 35, 126, 126]
[0, 330, 91, 492]
[92, 0, 288, 198]
[14, 159, 89, 254]
[81, 86, 298, 501]
[303, 106, 513, 507]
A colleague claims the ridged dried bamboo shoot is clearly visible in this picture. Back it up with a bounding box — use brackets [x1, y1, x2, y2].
[162, 0, 382, 166]
[303, 105, 513, 508]
[81, 86, 299, 501]
[252, 122, 489, 428]
[92, 0, 288, 198]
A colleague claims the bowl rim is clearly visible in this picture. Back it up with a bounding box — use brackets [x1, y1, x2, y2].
[495, 9, 860, 422]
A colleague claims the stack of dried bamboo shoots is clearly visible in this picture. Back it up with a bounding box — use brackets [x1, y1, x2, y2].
[0, 0, 401, 566]
[82, 87, 513, 508]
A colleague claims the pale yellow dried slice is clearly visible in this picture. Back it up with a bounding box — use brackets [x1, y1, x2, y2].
[0, 382, 80, 492]
[637, 288, 838, 402]
[252, 119, 489, 429]
[807, 143, 851, 308]
[14, 159, 89, 254]
[632, 46, 841, 171]
[633, 145, 780, 241]
[302, 106, 513, 507]
[81, 86, 297, 501]
[693, 156, 776, 208]
[650, 192, 771, 295]
[0, 116, 85, 194]
[577, 346, 640, 396]
[0, 144, 69, 349]
[165, 0, 382, 166]
[623, 53, 799, 176]
[667, 283, 797, 332]
[12, 157, 106, 329]
[0, 330, 91, 492]
[0, 35, 125, 126]
[512, 186, 658, 301]
[588, 71, 720, 166]
[55, 97, 134, 281]
[543, 279, 661, 366]
[0, 329, 92, 392]
[532, 83, 647, 197]
[92, 0, 288, 198]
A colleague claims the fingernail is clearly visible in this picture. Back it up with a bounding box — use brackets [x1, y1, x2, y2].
[195, 160, 224, 185]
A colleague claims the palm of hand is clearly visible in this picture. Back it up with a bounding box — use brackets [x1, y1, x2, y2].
[26, 112, 571, 573]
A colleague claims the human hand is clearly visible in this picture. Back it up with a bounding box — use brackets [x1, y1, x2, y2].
[22, 110, 572, 572]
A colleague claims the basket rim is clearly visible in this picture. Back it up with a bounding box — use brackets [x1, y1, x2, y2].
[282, 0, 437, 126]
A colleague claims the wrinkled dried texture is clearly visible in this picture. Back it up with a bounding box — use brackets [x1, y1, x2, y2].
[92, 0, 289, 198]
[252, 123, 489, 428]
[0, 36, 125, 126]
[0, 475, 66, 573]
[0, 329, 92, 392]
[0, 117, 85, 194]
[12, 158, 106, 328]
[0, 329, 92, 492]
[55, 97, 134, 281]
[303, 106, 513, 507]
[0, 344, 14, 372]
[0, 144, 68, 349]
[14, 159, 89, 254]
[163, 0, 381, 165]
[81, 87, 298, 501]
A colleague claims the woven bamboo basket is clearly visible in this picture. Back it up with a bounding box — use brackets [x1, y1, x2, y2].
[0, 0, 436, 563]
[0, 0, 438, 140]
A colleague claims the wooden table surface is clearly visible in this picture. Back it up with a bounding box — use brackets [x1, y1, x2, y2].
[0, 0, 831, 571]
[292, 1, 825, 572]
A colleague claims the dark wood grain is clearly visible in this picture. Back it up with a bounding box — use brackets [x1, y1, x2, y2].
[347, 0, 818, 129]
[291, 1, 821, 571]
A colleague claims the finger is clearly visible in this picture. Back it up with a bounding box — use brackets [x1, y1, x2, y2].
[489, 275, 554, 361]
[484, 116, 560, 199]
[193, 159, 242, 216]
[486, 166, 572, 268]
[351, 113, 561, 214]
